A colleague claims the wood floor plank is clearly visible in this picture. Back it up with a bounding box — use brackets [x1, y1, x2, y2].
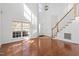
[0, 36, 79, 56]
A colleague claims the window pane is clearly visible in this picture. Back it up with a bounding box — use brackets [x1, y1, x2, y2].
[24, 4, 31, 16]
[12, 31, 21, 38]
[12, 21, 22, 31]
[13, 28, 21, 31]
[23, 23, 30, 28]
[13, 32, 15, 38]
[24, 12, 31, 21]
[22, 31, 28, 36]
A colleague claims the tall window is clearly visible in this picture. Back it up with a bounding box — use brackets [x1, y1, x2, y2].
[24, 4, 31, 21]
[12, 21, 30, 38]
[24, 4, 37, 37]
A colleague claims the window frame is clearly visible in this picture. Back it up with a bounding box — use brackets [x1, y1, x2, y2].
[12, 21, 31, 38]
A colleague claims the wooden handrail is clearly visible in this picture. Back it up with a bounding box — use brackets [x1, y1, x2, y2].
[52, 7, 74, 30]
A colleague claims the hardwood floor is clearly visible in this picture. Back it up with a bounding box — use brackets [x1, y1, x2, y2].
[0, 36, 79, 56]
[0, 40, 23, 56]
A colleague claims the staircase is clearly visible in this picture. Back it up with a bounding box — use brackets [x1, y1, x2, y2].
[52, 4, 77, 38]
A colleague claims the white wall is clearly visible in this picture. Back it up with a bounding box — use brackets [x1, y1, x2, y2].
[0, 3, 25, 44]
[57, 19, 79, 43]
[0, 12, 1, 44]
[39, 12, 52, 36]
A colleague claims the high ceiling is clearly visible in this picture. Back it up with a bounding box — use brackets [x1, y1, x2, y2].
[39, 3, 73, 19]
[26, 3, 73, 19]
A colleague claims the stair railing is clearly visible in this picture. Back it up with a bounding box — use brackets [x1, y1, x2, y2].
[52, 4, 77, 38]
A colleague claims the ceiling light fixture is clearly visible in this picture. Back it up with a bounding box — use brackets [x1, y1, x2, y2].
[44, 5, 48, 11]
